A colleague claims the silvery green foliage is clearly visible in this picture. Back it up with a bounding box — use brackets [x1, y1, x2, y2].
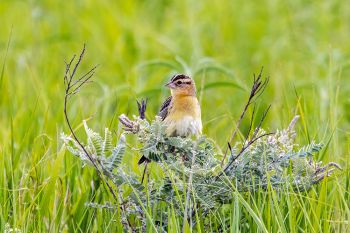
[61, 121, 123, 164]
[61, 120, 144, 198]
[62, 116, 340, 227]
[124, 115, 339, 211]
[62, 122, 148, 229]
[136, 116, 219, 170]
[225, 128, 323, 192]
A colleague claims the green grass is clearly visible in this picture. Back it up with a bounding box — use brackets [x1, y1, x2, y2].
[1, 0, 349, 232]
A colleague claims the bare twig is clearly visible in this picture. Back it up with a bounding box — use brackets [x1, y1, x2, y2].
[229, 67, 268, 142]
[217, 132, 274, 180]
[239, 103, 257, 155]
[217, 105, 272, 179]
[63, 45, 103, 184]
[63, 44, 133, 230]
[220, 67, 269, 166]
[251, 105, 271, 139]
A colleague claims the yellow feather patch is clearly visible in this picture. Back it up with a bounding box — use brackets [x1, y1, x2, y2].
[164, 95, 202, 137]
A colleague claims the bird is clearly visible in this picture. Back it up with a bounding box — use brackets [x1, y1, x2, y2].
[160, 74, 202, 137]
[138, 74, 202, 165]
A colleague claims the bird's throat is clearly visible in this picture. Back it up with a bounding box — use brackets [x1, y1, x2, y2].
[170, 95, 200, 118]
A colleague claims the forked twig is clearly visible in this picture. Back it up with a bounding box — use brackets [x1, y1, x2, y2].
[220, 67, 270, 167]
[218, 68, 272, 178]
[63, 44, 132, 229]
[230, 67, 269, 142]
[63, 45, 101, 175]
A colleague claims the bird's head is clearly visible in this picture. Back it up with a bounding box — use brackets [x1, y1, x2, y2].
[165, 74, 196, 97]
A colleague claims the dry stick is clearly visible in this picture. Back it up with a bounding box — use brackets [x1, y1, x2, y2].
[63, 44, 133, 230]
[220, 67, 269, 167]
[251, 105, 271, 140]
[242, 103, 257, 147]
[64, 51, 104, 190]
[216, 105, 272, 179]
[230, 67, 268, 143]
[194, 69, 271, 225]
[226, 103, 257, 163]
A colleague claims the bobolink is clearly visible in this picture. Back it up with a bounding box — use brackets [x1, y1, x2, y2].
[138, 74, 202, 164]
[160, 74, 202, 137]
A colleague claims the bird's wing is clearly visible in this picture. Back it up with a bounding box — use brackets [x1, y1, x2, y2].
[138, 96, 171, 166]
[158, 96, 172, 120]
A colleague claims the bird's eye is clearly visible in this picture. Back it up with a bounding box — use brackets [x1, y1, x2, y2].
[177, 81, 182, 84]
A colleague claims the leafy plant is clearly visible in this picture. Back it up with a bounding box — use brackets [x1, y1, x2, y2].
[62, 114, 341, 230]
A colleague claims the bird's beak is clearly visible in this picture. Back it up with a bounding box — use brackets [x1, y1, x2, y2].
[165, 81, 176, 89]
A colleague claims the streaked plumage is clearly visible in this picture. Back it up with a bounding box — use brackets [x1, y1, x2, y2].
[158, 96, 172, 120]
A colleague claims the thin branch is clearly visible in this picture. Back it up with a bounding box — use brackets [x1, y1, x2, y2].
[216, 104, 273, 179]
[70, 44, 86, 79]
[221, 104, 257, 167]
[243, 103, 257, 146]
[231, 67, 267, 142]
[251, 105, 271, 139]
[218, 132, 274, 179]
[63, 47, 116, 198]
[72, 65, 98, 87]
[220, 67, 269, 166]
[62, 45, 133, 230]
[68, 71, 95, 95]
[64, 56, 75, 85]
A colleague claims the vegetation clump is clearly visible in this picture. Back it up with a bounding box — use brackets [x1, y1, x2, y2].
[61, 46, 341, 231]
[62, 114, 340, 229]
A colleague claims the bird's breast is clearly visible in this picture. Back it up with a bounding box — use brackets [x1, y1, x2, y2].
[164, 116, 202, 137]
[170, 96, 201, 117]
[164, 96, 202, 137]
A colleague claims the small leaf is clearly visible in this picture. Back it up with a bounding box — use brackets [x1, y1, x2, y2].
[107, 134, 126, 171]
[103, 128, 113, 156]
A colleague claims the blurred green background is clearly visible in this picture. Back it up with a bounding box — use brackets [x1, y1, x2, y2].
[1, 0, 349, 232]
